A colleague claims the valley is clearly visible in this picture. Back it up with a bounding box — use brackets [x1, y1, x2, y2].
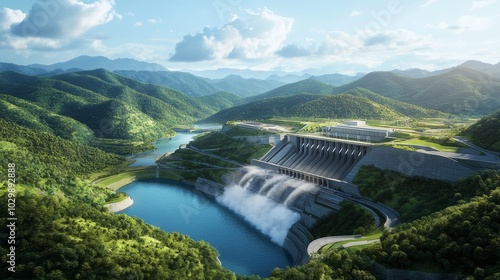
[1, 56, 500, 279]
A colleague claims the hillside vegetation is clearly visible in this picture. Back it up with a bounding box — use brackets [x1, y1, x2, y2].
[204, 92, 444, 123]
[334, 67, 500, 115]
[0, 118, 235, 279]
[198, 92, 246, 111]
[0, 69, 239, 153]
[461, 110, 500, 152]
[115, 70, 223, 97]
[248, 78, 335, 101]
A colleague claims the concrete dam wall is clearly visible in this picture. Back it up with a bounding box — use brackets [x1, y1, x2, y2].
[253, 135, 369, 193]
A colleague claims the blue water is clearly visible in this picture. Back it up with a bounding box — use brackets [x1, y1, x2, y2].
[119, 125, 292, 276]
[127, 132, 197, 167]
[118, 180, 291, 276]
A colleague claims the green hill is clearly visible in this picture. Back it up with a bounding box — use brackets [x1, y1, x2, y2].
[198, 91, 246, 111]
[0, 94, 94, 143]
[247, 78, 335, 101]
[204, 93, 403, 122]
[0, 70, 226, 146]
[204, 93, 321, 122]
[334, 67, 500, 115]
[341, 87, 449, 118]
[114, 70, 223, 97]
[0, 118, 124, 175]
[460, 109, 500, 152]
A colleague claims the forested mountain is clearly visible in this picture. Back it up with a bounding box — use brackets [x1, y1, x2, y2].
[342, 87, 449, 118]
[204, 93, 403, 122]
[0, 62, 46, 76]
[206, 86, 448, 123]
[334, 67, 500, 115]
[0, 94, 94, 143]
[115, 70, 223, 97]
[248, 78, 335, 101]
[461, 109, 500, 152]
[0, 70, 227, 145]
[459, 60, 500, 78]
[198, 92, 246, 111]
[211, 74, 285, 97]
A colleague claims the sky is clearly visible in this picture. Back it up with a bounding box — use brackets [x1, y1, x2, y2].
[0, 0, 499, 75]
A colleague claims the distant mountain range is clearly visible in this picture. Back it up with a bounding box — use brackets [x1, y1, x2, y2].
[334, 67, 500, 115]
[1, 56, 499, 123]
[29, 55, 168, 72]
[391, 60, 500, 78]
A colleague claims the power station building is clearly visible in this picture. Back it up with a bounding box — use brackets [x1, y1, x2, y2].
[322, 120, 393, 142]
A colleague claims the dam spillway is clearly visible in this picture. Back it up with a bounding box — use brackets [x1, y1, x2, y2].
[252, 135, 370, 189]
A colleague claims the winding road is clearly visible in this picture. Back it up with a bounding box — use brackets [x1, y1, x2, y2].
[307, 190, 400, 256]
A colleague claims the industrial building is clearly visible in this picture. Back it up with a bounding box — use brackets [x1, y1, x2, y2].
[322, 120, 393, 142]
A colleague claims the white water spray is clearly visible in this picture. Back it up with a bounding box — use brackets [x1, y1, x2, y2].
[216, 166, 319, 245]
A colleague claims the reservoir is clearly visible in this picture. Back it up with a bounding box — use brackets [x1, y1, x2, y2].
[119, 127, 292, 276]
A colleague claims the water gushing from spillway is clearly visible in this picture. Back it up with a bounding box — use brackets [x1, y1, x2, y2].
[216, 166, 319, 245]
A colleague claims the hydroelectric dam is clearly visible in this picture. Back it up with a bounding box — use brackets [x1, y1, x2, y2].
[197, 134, 476, 267]
[251, 134, 371, 195]
[230, 133, 475, 266]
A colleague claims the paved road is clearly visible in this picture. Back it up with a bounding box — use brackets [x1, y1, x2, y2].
[334, 191, 400, 229]
[307, 235, 360, 256]
[188, 146, 245, 167]
[340, 239, 380, 249]
[453, 137, 500, 159]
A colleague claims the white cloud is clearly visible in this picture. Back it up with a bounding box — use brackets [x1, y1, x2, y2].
[350, 10, 362, 17]
[170, 8, 293, 62]
[0, 8, 25, 31]
[421, 0, 438, 8]
[11, 0, 118, 39]
[470, 0, 497, 10]
[425, 16, 491, 33]
[134, 21, 143, 27]
[0, 0, 119, 52]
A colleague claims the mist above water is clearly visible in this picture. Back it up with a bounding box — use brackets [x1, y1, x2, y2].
[216, 167, 319, 245]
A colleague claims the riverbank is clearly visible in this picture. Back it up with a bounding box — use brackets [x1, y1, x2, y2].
[95, 167, 156, 190]
[105, 196, 134, 213]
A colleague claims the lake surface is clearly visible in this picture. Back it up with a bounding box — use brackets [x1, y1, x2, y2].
[118, 180, 291, 276]
[120, 126, 292, 276]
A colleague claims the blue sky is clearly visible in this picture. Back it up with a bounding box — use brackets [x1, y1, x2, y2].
[0, 0, 499, 74]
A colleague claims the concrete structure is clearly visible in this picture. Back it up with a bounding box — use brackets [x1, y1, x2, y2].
[105, 196, 134, 213]
[322, 121, 394, 142]
[343, 146, 475, 183]
[254, 134, 370, 187]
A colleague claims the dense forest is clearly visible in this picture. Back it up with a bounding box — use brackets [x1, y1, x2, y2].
[0, 70, 243, 154]
[204, 92, 441, 123]
[0, 118, 236, 279]
[461, 109, 500, 152]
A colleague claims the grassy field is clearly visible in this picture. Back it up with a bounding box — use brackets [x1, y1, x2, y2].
[318, 229, 383, 254]
[392, 137, 468, 152]
[95, 168, 155, 190]
[105, 192, 128, 203]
